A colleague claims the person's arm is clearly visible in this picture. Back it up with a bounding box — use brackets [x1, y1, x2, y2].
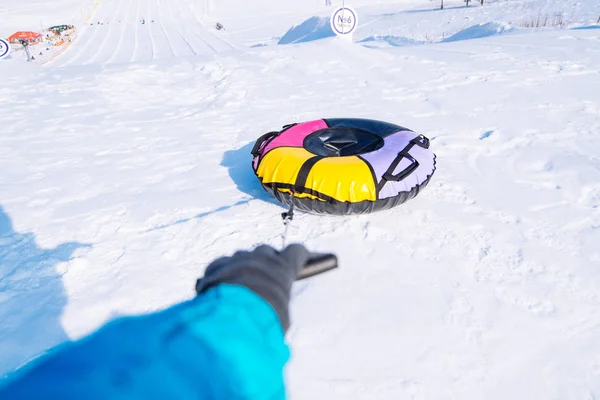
[0, 245, 310, 400]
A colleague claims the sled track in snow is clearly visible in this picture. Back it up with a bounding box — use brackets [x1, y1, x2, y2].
[167, 0, 196, 56]
[51, 0, 232, 67]
[173, 0, 231, 54]
[156, 0, 176, 58]
[105, 0, 136, 64]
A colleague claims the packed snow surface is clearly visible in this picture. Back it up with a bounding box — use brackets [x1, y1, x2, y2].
[1, 0, 600, 398]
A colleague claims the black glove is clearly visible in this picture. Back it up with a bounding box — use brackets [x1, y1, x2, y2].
[195, 244, 310, 333]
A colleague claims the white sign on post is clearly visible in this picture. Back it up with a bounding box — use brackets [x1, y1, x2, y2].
[0, 38, 11, 60]
[330, 6, 358, 37]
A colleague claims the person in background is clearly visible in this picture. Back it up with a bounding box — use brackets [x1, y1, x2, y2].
[0, 244, 316, 399]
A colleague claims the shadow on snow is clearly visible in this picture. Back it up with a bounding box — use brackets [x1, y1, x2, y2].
[0, 206, 90, 377]
[147, 142, 282, 232]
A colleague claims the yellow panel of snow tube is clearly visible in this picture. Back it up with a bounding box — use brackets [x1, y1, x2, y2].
[257, 147, 313, 186]
[306, 157, 376, 202]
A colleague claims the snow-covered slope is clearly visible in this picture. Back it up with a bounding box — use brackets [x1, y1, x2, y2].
[50, 0, 233, 67]
[1, 0, 600, 398]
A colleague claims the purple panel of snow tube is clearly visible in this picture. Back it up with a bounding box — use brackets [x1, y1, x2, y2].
[360, 130, 436, 200]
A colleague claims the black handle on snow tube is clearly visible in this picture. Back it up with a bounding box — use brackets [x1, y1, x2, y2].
[251, 131, 279, 157]
[381, 154, 419, 182]
[379, 134, 430, 184]
[251, 124, 300, 157]
[296, 253, 338, 280]
[413, 134, 430, 149]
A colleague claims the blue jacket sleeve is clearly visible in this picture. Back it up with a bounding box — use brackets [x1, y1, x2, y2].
[0, 284, 289, 400]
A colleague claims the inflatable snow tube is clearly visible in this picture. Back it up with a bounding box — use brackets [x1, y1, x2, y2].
[251, 118, 436, 215]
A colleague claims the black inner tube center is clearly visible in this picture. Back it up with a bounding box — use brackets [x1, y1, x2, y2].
[303, 128, 384, 157]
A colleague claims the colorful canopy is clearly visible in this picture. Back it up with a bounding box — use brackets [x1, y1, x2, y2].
[8, 31, 43, 44]
[48, 25, 74, 32]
